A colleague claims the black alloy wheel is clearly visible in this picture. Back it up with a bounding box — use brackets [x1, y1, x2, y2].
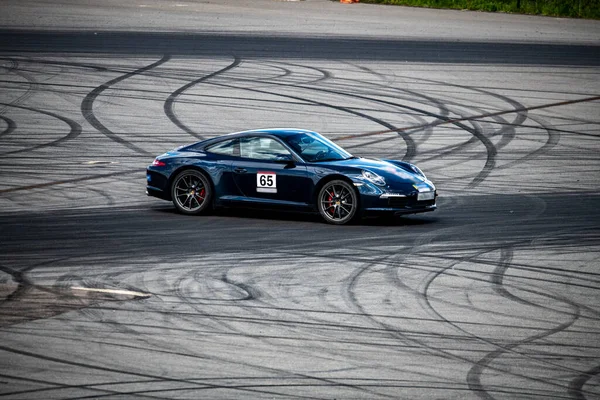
[171, 169, 212, 215]
[318, 180, 358, 225]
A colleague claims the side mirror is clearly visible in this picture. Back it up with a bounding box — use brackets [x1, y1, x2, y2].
[275, 154, 294, 163]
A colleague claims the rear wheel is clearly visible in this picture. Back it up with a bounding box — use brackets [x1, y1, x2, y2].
[317, 180, 358, 225]
[171, 170, 212, 215]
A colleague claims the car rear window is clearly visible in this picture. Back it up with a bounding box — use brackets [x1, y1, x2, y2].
[205, 139, 240, 156]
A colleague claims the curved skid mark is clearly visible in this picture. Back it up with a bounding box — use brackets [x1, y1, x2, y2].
[220, 272, 260, 301]
[0, 169, 137, 195]
[0, 114, 16, 138]
[341, 83, 497, 167]
[209, 82, 403, 154]
[164, 56, 241, 139]
[418, 244, 583, 399]
[334, 90, 493, 183]
[0, 373, 160, 399]
[568, 364, 600, 400]
[466, 300, 580, 400]
[494, 113, 560, 170]
[247, 62, 294, 82]
[0, 343, 327, 399]
[81, 55, 171, 155]
[0, 264, 31, 305]
[231, 74, 417, 162]
[269, 61, 333, 85]
[0, 60, 38, 115]
[0, 102, 81, 156]
[138, 297, 387, 397]
[336, 95, 599, 142]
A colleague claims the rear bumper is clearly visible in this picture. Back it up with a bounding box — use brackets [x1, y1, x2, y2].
[146, 169, 170, 201]
[146, 185, 170, 200]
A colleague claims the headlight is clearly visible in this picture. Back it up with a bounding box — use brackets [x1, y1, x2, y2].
[361, 170, 386, 186]
[410, 164, 425, 178]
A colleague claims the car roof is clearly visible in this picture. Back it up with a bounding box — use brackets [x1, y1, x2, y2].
[185, 129, 320, 150]
[230, 128, 318, 139]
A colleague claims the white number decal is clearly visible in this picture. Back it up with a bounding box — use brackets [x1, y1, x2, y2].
[257, 172, 277, 193]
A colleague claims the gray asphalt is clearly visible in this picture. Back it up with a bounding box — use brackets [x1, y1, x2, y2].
[1, 1, 599, 399]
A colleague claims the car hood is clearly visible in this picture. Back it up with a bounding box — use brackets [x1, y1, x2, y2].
[322, 157, 430, 185]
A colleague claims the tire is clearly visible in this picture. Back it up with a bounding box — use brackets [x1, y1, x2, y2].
[317, 180, 358, 225]
[170, 169, 212, 215]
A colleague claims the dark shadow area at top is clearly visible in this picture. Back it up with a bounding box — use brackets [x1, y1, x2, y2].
[1, 30, 599, 66]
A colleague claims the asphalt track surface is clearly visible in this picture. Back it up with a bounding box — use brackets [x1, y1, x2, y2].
[1, 1, 600, 399]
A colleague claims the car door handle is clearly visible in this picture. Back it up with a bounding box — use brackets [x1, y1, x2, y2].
[234, 167, 247, 174]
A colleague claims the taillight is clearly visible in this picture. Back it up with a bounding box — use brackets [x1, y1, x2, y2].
[152, 159, 166, 167]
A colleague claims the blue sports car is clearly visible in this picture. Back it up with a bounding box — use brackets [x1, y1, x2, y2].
[146, 129, 437, 224]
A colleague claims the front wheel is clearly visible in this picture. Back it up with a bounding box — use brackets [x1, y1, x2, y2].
[317, 180, 358, 225]
[171, 169, 212, 215]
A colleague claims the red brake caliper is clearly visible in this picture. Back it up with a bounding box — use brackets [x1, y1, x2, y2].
[328, 192, 335, 215]
[197, 188, 206, 201]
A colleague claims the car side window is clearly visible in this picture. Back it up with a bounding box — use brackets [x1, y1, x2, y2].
[240, 137, 292, 161]
[205, 139, 240, 156]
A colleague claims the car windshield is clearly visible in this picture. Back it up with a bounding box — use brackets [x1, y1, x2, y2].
[283, 132, 353, 162]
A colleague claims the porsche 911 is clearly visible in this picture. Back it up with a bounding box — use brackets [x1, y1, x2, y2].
[146, 129, 437, 224]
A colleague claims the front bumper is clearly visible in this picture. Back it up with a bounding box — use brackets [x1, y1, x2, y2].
[356, 183, 437, 215]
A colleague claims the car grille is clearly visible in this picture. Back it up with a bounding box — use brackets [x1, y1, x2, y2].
[388, 197, 435, 208]
[418, 199, 436, 207]
[388, 197, 408, 207]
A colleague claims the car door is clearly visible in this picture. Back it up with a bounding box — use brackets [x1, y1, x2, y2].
[203, 137, 243, 199]
[232, 136, 310, 205]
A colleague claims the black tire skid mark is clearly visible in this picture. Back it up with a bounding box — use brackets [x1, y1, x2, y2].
[319, 63, 457, 161]
[209, 62, 415, 160]
[126, 257, 401, 399]
[493, 113, 560, 171]
[426, 111, 561, 184]
[0, 169, 138, 196]
[411, 75, 528, 150]
[0, 270, 354, 400]
[333, 71, 532, 186]
[85, 186, 116, 207]
[0, 372, 166, 400]
[338, 253, 514, 396]
[243, 62, 294, 83]
[208, 81, 405, 157]
[176, 262, 398, 399]
[333, 90, 493, 184]
[180, 59, 401, 157]
[76, 268, 584, 398]
[416, 246, 583, 398]
[467, 288, 582, 398]
[399, 75, 564, 174]
[0, 258, 85, 318]
[0, 59, 38, 115]
[269, 61, 333, 85]
[416, 79, 530, 157]
[2, 363, 443, 400]
[81, 55, 171, 156]
[568, 364, 600, 400]
[284, 76, 502, 169]
[340, 199, 585, 397]
[231, 64, 418, 162]
[421, 250, 600, 311]
[420, 244, 590, 399]
[0, 56, 257, 97]
[0, 102, 82, 156]
[0, 264, 32, 306]
[163, 56, 241, 140]
[0, 345, 315, 400]
[0, 114, 16, 138]
[282, 62, 452, 160]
